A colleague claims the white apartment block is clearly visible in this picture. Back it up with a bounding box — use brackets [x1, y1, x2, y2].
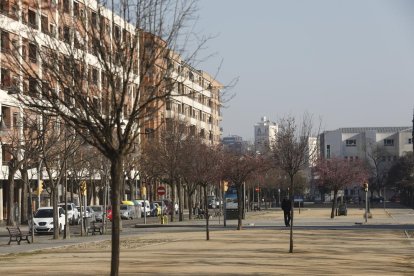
[320, 127, 413, 161]
[254, 116, 278, 154]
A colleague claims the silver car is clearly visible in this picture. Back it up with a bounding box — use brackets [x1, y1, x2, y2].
[90, 205, 104, 222]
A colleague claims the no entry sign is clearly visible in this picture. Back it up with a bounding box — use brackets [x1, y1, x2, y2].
[157, 186, 166, 196]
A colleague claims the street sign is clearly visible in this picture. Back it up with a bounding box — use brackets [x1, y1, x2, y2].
[157, 186, 166, 196]
[255, 187, 260, 192]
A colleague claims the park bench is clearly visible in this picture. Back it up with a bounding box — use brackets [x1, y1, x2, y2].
[87, 221, 103, 235]
[6, 226, 31, 245]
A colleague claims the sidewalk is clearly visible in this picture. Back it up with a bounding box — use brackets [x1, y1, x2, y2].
[0, 207, 412, 256]
[0, 207, 413, 275]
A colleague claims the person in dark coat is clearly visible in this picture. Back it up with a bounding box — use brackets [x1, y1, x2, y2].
[281, 197, 292, 227]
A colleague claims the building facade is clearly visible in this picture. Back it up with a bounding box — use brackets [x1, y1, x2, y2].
[0, 0, 221, 222]
[320, 127, 413, 161]
[254, 116, 277, 154]
[318, 127, 413, 201]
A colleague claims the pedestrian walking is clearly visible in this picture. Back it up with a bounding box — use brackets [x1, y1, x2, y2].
[281, 197, 291, 227]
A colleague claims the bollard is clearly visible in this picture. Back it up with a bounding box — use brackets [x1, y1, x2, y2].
[160, 215, 168, 224]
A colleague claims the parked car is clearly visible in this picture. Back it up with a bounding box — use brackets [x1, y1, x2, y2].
[390, 195, 400, 203]
[90, 205, 104, 222]
[32, 207, 66, 234]
[77, 206, 97, 222]
[120, 204, 136, 220]
[107, 208, 113, 221]
[337, 204, 347, 216]
[150, 202, 161, 217]
[370, 196, 384, 204]
[207, 196, 217, 209]
[135, 200, 151, 217]
[58, 202, 80, 225]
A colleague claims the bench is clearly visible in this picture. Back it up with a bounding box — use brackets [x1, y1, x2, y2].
[87, 221, 103, 235]
[6, 227, 31, 245]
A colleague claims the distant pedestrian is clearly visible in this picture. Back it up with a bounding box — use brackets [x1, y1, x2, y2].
[281, 197, 292, 227]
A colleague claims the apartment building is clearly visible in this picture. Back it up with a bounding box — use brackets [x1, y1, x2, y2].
[0, 1, 221, 221]
[254, 116, 278, 154]
[320, 127, 413, 161]
[318, 126, 413, 201]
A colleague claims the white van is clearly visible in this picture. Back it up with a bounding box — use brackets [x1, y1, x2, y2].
[136, 200, 150, 217]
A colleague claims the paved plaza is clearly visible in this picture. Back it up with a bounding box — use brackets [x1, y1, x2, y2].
[0, 207, 413, 275]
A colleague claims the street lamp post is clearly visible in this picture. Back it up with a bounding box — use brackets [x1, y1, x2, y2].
[278, 189, 281, 207]
[363, 182, 369, 223]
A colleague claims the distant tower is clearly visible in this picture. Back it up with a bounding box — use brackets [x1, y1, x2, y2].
[254, 116, 278, 154]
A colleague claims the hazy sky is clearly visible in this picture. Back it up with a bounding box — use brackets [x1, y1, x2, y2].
[195, 0, 414, 141]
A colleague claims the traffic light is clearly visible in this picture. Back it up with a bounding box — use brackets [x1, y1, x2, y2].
[363, 182, 368, 192]
[80, 181, 87, 196]
[141, 186, 147, 197]
[36, 180, 43, 196]
[223, 181, 228, 192]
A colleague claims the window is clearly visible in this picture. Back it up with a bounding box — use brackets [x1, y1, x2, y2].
[1, 30, 10, 51]
[41, 15, 48, 34]
[28, 9, 37, 29]
[346, 139, 356, 147]
[384, 139, 394, 146]
[0, 1, 8, 14]
[63, 26, 70, 43]
[113, 25, 121, 41]
[1, 68, 10, 89]
[28, 43, 37, 63]
[409, 138, 412, 144]
[73, 1, 79, 17]
[123, 104, 128, 117]
[28, 78, 38, 95]
[63, 0, 70, 13]
[91, 12, 97, 28]
[326, 145, 331, 159]
[42, 81, 50, 97]
[63, 87, 72, 105]
[12, 112, 18, 127]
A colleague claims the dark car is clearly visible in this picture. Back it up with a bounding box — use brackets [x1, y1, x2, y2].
[370, 196, 384, 203]
[337, 204, 347, 216]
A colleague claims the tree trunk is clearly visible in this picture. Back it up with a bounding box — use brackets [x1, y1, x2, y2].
[52, 184, 60, 239]
[331, 190, 338, 219]
[7, 167, 17, 226]
[110, 155, 123, 276]
[203, 185, 210, 240]
[188, 190, 193, 220]
[20, 169, 29, 223]
[237, 184, 243, 230]
[178, 181, 183, 221]
[289, 176, 294, 253]
[170, 183, 176, 222]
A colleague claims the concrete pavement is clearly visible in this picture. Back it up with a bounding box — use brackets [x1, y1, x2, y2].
[0, 206, 413, 256]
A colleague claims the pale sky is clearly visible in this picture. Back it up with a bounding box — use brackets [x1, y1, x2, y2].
[196, 0, 414, 141]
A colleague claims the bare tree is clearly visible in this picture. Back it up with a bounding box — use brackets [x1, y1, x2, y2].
[141, 118, 188, 222]
[0, 111, 43, 226]
[5, 1, 206, 274]
[180, 137, 221, 239]
[386, 152, 414, 208]
[271, 114, 318, 253]
[365, 141, 393, 200]
[38, 117, 80, 239]
[314, 157, 368, 218]
[221, 150, 266, 230]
